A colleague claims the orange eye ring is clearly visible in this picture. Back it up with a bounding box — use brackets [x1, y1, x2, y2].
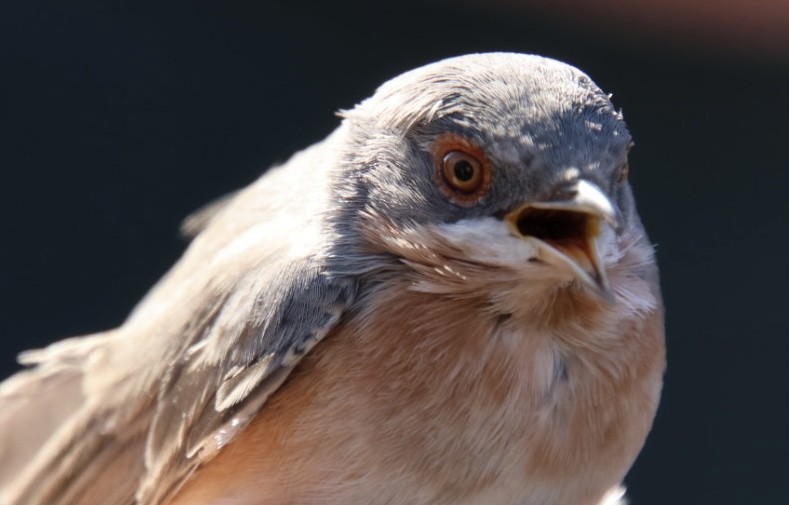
[432, 133, 491, 206]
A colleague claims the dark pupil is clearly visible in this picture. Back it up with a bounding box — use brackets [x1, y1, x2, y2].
[453, 160, 475, 181]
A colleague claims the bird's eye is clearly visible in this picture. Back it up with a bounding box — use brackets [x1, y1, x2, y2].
[442, 151, 483, 193]
[432, 133, 491, 206]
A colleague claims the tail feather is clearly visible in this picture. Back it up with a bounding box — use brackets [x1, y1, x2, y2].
[0, 358, 86, 493]
[0, 333, 147, 505]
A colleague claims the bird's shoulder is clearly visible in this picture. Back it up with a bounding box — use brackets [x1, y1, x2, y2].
[0, 128, 359, 505]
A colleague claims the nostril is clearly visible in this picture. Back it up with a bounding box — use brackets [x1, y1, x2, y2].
[516, 208, 595, 243]
[549, 186, 578, 202]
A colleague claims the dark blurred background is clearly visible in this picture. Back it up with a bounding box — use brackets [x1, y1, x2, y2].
[1, 1, 787, 503]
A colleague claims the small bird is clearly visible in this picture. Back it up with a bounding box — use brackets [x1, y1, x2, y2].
[0, 53, 665, 505]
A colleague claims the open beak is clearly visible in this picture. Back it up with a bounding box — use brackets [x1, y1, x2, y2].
[505, 180, 620, 300]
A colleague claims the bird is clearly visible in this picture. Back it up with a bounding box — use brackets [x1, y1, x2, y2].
[0, 53, 665, 505]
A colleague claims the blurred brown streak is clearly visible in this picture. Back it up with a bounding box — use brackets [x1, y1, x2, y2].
[483, 0, 789, 60]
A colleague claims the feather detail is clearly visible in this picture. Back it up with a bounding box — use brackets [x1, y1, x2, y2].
[0, 131, 357, 505]
[178, 190, 240, 240]
[215, 355, 277, 411]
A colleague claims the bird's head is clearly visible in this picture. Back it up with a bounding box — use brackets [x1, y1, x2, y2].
[333, 53, 651, 312]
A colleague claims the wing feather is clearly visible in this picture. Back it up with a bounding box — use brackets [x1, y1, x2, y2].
[0, 132, 357, 505]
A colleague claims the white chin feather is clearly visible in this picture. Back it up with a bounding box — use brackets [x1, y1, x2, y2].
[432, 217, 544, 268]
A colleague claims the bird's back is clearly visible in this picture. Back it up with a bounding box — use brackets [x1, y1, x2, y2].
[0, 132, 348, 505]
